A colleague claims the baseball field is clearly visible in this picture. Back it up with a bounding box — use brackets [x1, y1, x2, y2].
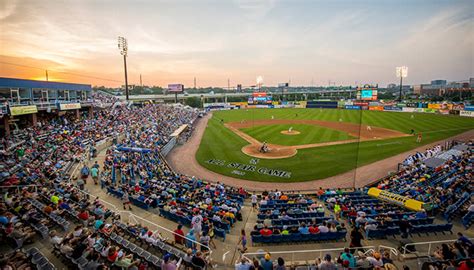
[195, 108, 474, 182]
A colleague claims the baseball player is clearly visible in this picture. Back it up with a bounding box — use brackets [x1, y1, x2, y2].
[416, 133, 422, 143]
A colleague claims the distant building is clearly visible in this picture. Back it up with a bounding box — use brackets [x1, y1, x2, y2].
[431, 80, 447, 86]
[414, 80, 473, 96]
[413, 85, 422, 95]
[387, 83, 397, 89]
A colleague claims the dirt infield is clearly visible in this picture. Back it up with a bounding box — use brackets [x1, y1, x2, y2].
[280, 130, 301, 135]
[225, 119, 410, 159]
[166, 113, 474, 191]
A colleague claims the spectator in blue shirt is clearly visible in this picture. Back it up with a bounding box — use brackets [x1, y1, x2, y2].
[298, 223, 310, 234]
[457, 232, 472, 246]
[260, 253, 273, 270]
[415, 210, 428, 219]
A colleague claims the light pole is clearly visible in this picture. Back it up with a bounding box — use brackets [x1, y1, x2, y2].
[396, 66, 408, 101]
[118, 36, 129, 101]
[256, 76, 263, 91]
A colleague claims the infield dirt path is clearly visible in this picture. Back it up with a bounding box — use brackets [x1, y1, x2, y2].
[226, 119, 409, 159]
[167, 113, 474, 191]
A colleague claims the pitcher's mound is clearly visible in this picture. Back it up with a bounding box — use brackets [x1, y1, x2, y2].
[241, 144, 297, 159]
[281, 130, 301, 135]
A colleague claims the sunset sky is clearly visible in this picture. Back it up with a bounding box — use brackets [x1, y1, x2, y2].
[0, 0, 472, 87]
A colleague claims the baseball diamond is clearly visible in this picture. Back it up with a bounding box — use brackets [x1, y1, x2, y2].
[189, 108, 474, 183]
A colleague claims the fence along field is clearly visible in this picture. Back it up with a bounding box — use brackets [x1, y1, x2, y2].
[195, 108, 474, 183]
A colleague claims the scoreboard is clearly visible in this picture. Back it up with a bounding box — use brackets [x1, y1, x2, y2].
[357, 85, 378, 101]
[248, 92, 272, 105]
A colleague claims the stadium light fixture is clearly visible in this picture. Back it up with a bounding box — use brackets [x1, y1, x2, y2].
[256, 76, 263, 90]
[118, 36, 129, 100]
[396, 66, 408, 101]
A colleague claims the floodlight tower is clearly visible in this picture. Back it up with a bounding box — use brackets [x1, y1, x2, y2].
[118, 36, 129, 100]
[256, 76, 263, 91]
[396, 66, 408, 101]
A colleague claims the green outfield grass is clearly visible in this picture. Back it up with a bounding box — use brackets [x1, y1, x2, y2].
[240, 124, 354, 146]
[196, 108, 474, 182]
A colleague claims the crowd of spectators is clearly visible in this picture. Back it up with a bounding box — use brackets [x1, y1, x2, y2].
[234, 248, 403, 270]
[1, 93, 472, 269]
[91, 91, 121, 106]
[375, 143, 473, 219]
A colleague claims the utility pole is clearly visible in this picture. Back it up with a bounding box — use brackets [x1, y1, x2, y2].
[45, 70, 49, 81]
[194, 77, 196, 89]
[227, 78, 230, 91]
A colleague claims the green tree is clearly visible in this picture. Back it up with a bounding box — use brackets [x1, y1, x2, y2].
[185, 96, 202, 108]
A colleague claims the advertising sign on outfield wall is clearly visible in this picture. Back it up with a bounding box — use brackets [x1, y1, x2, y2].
[354, 102, 369, 106]
[439, 110, 450, 115]
[464, 105, 474, 111]
[294, 101, 307, 108]
[423, 108, 436, 113]
[369, 106, 384, 111]
[460, 110, 474, 117]
[428, 104, 442, 109]
[345, 105, 361, 110]
[383, 106, 402, 111]
[451, 104, 465, 111]
[402, 107, 416, 112]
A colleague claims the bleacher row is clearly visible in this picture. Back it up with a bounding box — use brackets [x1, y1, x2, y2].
[366, 223, 453, 239]
[374, 145, 473, 223]
[29, 198, 71, 231]
[321, 191, 457, 240]
[106, 184, 238, 238]
[25, 247, 56, 270]
[103, 148, 246, 240]
[251, 231, 347, 244]
[39, 184, 202, 270]
[107, 186, 155, 210]
[159, 209, 228, 240]
[257, 211, 325, 220]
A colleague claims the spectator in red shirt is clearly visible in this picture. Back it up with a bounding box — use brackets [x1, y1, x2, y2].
[107, 246, 119, 262]
[78, 209, 89, 221]
[309, 223, 320, 234]
[348, 208, 357, 218]
[260, 225, 273, 236]
[134, 183, 140, 193]
[174, 224, 185, 245]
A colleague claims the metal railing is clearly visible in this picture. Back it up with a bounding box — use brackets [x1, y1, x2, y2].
[242, 245, 385, 265]
[118, 211, 212, 254]
[75, 188, 212, 255]
[400, 238, 474, 259]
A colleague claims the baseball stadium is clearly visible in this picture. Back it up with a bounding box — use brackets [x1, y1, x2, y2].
[1, 1, 474, 270]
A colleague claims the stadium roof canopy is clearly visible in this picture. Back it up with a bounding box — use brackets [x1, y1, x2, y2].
[0, 77, 91, 91]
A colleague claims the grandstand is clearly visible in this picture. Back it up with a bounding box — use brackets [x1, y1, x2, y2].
[0, 88, 473, 270]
